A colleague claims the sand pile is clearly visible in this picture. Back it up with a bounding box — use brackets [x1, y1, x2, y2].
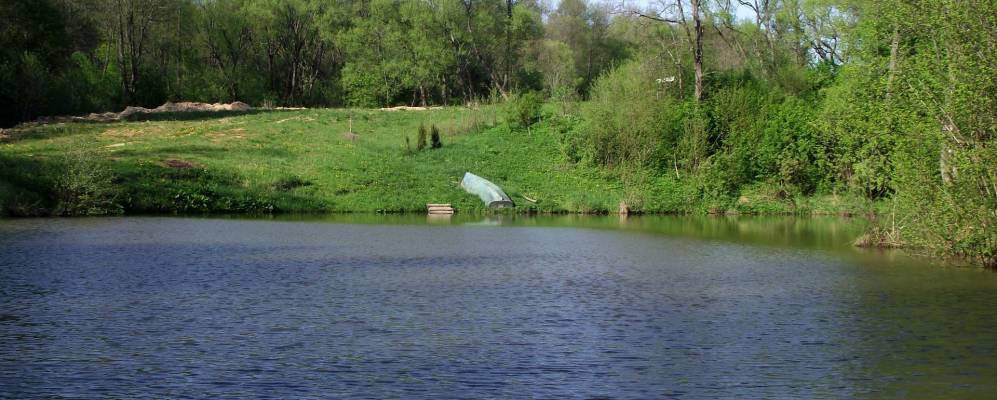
[379, 106, 443, 111]
[35, 101, 253, 124]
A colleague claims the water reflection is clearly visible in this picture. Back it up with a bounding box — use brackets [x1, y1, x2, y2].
[265, 213, 873, 254]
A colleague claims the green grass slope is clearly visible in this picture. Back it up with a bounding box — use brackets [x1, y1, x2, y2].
[1, 107, 629, 215]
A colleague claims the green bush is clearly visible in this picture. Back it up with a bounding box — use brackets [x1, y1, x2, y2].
[581, 60, 675, 170]
[505, 90, 544, 130]
[54, 140, 122, 216]
[341, 63, 401, 108]
[818, 64, 896, 198]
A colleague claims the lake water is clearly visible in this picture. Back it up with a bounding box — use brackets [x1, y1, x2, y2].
[1, 215, 995, 398]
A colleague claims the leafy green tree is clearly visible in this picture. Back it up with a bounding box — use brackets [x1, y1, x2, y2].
[545, 0, 628, 96]
[244, 0, 337, 104]
[876, 0, 995, 264]
[197, 0, 259, 101]
[523, 39, 577, 99]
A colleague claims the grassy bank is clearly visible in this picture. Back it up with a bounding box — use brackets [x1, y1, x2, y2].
[0, 106, 873, 216]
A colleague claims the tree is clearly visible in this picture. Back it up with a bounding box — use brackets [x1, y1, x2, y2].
[245, 0, 336, 104]
[524, 39, 577, 98]
[340, 0, 449, 106]
[104, 0, 175, 104]
[546, 0, 629, 96]
[199, 0, 255, 101]
[628, 0, 706, 102]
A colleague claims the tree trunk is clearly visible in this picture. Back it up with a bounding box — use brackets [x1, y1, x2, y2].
[127, 9, 139, 101]
[501, 0, 513, 96]
[176, 4, 182, 98]
[886, 24, 900, 99]
[691, 0, 704, 102]
[116, 2, 128, 102]
[940, 142, 953, 185]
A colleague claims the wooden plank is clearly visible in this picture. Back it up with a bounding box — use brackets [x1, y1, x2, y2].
[427, 203, 453, 215]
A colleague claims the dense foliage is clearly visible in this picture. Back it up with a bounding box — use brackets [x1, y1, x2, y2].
[569, 0, 995, 265]
[1, 0, 637, 127]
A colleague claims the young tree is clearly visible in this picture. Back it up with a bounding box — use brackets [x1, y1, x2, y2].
[417, 123, 428, 151]
[430, 124, 442, 148]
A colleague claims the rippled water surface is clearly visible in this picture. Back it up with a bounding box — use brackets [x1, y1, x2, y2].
[1, 215, 995, 398]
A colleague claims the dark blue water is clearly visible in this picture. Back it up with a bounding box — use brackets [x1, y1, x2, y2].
[1, 216, 995, 398]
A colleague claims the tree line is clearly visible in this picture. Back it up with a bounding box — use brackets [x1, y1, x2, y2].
[1, 0, 633, 126]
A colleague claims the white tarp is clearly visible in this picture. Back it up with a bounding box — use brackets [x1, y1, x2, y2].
[460, 172, 514, 208]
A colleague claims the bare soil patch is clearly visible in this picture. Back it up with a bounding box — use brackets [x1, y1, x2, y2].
[162, 159, 197, 169]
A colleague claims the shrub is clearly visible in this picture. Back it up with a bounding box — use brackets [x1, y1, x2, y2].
[430, 124, 442, 148]
[818, 64, 896, 198]
[416, 124, 427, 151]
[341, 63, 400, 108]
[54, 140, 122, 216]
[582, 59, 675, 170]
[505, 90, 544, 130]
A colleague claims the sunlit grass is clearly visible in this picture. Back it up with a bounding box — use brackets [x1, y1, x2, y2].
[1, 107, 628, 214]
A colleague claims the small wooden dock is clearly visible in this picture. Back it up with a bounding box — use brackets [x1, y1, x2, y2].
[427, 203, 454, 215]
